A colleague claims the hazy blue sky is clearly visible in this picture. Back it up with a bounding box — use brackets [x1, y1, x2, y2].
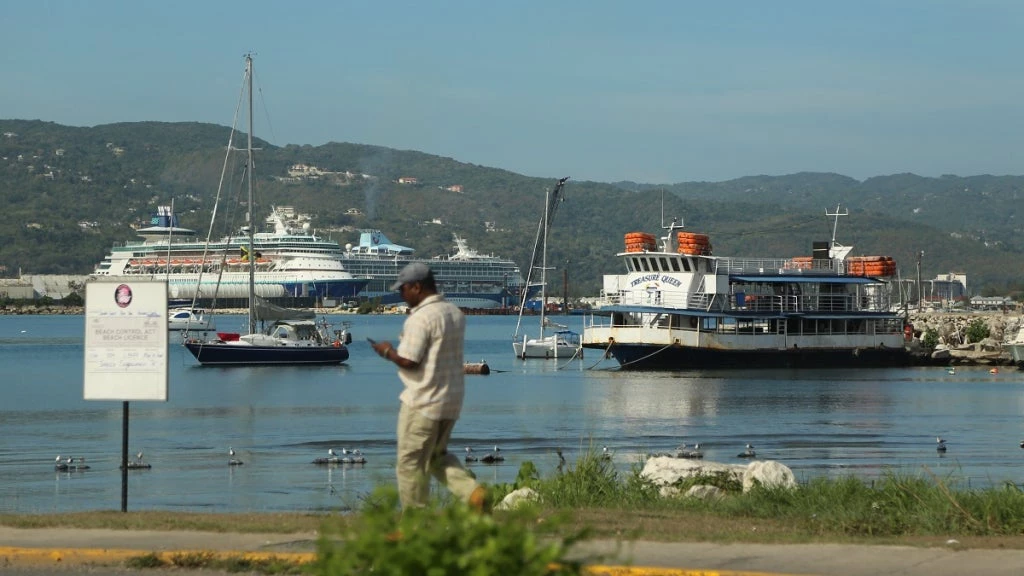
[5, 1, 1024, 183]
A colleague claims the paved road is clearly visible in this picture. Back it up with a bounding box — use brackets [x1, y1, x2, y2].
[3, 526, 1024, 575]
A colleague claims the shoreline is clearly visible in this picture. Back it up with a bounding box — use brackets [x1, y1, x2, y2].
[3, 306, 1019, 367]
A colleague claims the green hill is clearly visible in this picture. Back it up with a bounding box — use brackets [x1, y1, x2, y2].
[1, 119, 1022, 297]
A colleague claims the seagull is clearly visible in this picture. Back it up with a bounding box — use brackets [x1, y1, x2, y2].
[481, 445, 504, 463]
[737, 444, 756, 458]
[135, 450, 144, 463]
[936, 437, 947, 453]
[601, 446, 613, 460]
[328, 448, 337, 459]
[464, 446, 478, 462]
[228, 447, 244, 466]
[1020, 440, 1024, 450]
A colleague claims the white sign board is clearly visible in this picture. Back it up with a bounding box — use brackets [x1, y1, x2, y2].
[84, 281, 168, 401]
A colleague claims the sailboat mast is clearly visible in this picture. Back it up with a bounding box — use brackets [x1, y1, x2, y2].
[245, 54, 257, 335]
[539, 185, 549, 339]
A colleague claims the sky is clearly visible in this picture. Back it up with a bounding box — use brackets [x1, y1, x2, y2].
[5, 0, 1024, 183]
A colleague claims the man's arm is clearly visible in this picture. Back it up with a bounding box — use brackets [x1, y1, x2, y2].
[371, 340, 421, 369]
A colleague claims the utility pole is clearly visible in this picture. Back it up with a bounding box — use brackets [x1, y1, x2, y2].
[563, 260, 569, 315]
[916, 250, 924, 311]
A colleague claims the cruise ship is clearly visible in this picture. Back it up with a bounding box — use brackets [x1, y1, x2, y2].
[340, 230, 530, 309]
[90, 206, 367, 304]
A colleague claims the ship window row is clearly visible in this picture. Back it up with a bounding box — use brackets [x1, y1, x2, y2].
[629, 255, 693, 273]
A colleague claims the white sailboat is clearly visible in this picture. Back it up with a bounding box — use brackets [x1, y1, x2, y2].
[512, 177, 582, 360]
[183, 54, 351, 366]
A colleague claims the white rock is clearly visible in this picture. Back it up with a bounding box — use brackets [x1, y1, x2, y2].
[742, 460, 797, 493]
[640, 456, 745, 488]
[685, 484, 726, 501]
[495, 487, 541, 511]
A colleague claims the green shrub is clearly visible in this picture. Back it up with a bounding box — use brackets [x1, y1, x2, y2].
[491, 460, 542, 502]
[965, 318, 991, 343]
[537, 450, 659, 508]
[922, 327, 939, 350]
[314, 485, 588, 576]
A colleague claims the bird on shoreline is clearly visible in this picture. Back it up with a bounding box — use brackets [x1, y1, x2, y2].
[936, 437, 947, 453]
[228, 447, 244, 466]
[738, 444, 756, 458]
[481, 445, 504, 463]
[464, 446, 478, 463]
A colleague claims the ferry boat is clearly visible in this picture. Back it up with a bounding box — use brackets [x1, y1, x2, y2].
[91, 206, 367, 304]
[582, 207, 910, 369]
[340, 230, 530, 309]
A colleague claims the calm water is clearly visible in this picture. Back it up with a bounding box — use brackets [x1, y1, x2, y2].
[2, 313, 1023, 513]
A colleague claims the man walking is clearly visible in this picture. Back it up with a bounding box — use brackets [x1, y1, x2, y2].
[370, 262, 488, 511]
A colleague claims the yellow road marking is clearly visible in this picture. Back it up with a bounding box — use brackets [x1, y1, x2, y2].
[0, 547, 809, 575]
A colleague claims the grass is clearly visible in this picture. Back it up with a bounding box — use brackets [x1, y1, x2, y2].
[7, 452, 1024, 575]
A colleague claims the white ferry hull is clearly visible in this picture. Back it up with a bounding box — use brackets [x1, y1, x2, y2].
[585, 323, 906, 370]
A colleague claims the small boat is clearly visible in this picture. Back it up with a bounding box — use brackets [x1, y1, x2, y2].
[512, 177, 582, 360]
[1002, 324, 1024, 368]
[168, 307, 215, 332]
[182, 55, 352, 367]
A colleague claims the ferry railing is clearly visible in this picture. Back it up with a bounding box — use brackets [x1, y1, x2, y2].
[713, 257, 842, 275]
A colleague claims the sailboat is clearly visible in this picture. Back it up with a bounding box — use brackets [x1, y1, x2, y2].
[512, 177, 582, 360]
[183, 54, 351, 366]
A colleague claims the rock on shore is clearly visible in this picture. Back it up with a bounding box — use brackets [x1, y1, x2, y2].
[907, 311, 1019, 365]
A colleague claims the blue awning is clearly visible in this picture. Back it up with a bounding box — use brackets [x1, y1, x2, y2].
[730, 275, 880, 284]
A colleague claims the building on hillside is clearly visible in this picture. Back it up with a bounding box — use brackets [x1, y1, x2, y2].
[397, 177, 418, 184]
[0, 278, 36, 299]
[445, 184, 464, 193]
[970, 296, 1012, 310]
[926, 272, 967, 303]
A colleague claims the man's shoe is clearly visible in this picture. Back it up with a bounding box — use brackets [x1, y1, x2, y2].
[468, 485, 491, 514]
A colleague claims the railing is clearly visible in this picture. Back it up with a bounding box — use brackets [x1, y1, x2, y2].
[712, 257, 843, 275]
[599, 288, 894, 314]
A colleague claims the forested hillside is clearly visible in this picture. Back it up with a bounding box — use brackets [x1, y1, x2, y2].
[2, 119, 1023, 296]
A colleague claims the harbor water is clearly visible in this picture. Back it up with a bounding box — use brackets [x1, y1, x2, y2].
[1, 313, 1023, 513]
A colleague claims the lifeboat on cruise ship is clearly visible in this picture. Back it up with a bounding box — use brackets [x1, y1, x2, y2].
[847, 256, 896, 277]
[784, 256, 814, 270]
[676, 231, 712, 256]
[624, 232, 657, 252]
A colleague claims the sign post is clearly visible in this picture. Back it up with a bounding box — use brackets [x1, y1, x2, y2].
[84, 281, 168, 512]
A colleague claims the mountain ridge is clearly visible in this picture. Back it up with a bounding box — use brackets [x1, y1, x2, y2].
[1, 119, 1021, 297]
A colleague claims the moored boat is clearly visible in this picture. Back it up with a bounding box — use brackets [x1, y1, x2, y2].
[582, 205, 909, 369]
[183, 54, 352, 367]
[1002, 323, 1024, 368]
